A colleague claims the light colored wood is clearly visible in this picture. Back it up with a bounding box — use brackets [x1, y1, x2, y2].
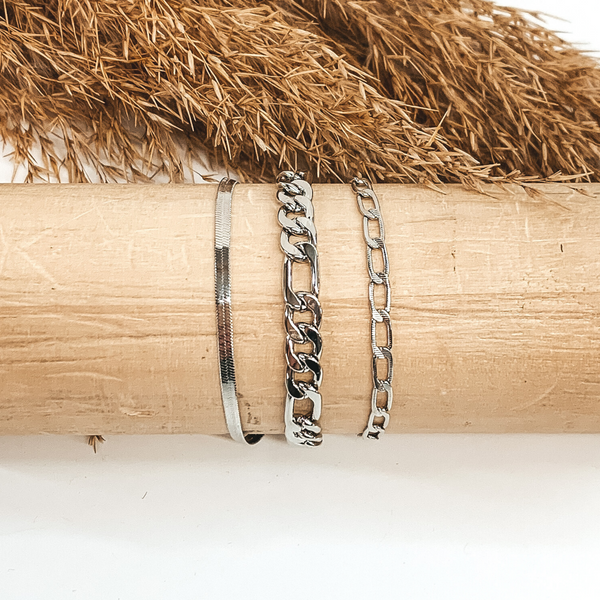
[1, 183, 599, 435]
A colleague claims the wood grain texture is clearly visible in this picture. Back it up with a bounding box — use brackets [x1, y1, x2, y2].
[0, 183, 599, 434]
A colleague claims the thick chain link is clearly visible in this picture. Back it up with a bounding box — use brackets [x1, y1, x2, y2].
[352, 178, 394, 440]
[276, 171, 323, 446]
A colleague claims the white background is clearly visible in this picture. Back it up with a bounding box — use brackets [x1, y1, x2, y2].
[2, 2, 600, 599]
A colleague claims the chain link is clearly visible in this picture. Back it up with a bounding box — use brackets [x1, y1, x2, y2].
[352, 177, 394, 440]
[276, 171, 323, 446]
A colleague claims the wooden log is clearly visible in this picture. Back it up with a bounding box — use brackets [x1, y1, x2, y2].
[1, 183, 599, 435]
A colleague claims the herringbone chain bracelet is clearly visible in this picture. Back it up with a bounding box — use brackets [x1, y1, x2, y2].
[214, 178, 263, 444]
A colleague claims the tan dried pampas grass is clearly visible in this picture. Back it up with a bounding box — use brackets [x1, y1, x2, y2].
[276, 0, 600, 180]
[87, 434, 105, 453]
[0, 0, 598, 186]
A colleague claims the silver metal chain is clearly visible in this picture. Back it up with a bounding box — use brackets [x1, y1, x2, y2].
[214, 178, 262, 444]
[276, 171, 323, 446]
[352, 178, 394, 440]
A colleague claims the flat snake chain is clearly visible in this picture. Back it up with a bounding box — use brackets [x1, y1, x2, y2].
[215, 178, 263, 445]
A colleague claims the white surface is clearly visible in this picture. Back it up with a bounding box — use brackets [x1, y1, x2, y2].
[2, 434, 600, 599]
[1, 2, 600, 599]
[507, 0, 600, 55]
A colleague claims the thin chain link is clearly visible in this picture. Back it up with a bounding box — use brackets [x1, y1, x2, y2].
[276, 171, 323, 446]
[352, 178, 394, 440]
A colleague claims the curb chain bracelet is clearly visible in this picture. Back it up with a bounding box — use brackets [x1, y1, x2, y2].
[276, 171, 323, 446]
[352, 178, 394, 439]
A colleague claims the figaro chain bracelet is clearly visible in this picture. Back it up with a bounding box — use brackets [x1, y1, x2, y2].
[276, 171, 323, 446]
[351, 178, 394, 439]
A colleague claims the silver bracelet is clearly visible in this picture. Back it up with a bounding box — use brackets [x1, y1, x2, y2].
[351, 178, 394, 439]
[276, 171, 323, 446]
[214, 178, 262, 445]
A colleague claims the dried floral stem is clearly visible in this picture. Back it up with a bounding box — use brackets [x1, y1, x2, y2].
[87, 435, 105, 453]
[0, 1, 598, 186]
